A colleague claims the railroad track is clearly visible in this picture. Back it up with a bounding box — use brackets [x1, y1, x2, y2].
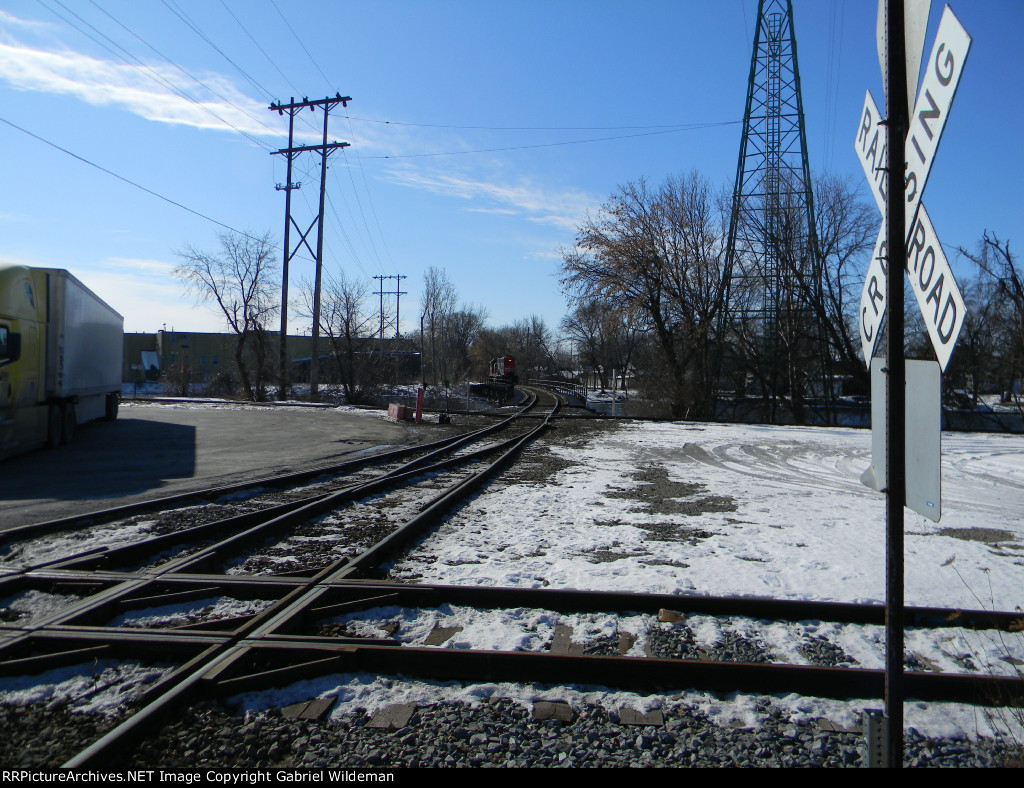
[1, 385, 1021, 768]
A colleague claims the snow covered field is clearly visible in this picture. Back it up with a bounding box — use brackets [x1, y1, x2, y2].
[394, 421, 1024, 610]
[269, 420, 1024, 743]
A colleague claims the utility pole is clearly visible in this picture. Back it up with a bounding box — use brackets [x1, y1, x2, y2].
[373, 274, 408, 339]
[393, 275, 408, 339]
[272, 99, 301, 401]
[270, 93, 350, 402]
[374, 274, 387, 341]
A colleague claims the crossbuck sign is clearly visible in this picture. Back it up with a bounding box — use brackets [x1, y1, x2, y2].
[855, 4, 970, 372]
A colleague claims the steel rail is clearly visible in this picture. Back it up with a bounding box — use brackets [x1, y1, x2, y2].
[12, 569, 1022, 635]
[267, 579, 1024, 633]
[328, 411, 556, 581]
[0, 390, 539, 547]
[0, 404, 560, 648]
[1, 392, 545, 576]
[49, 392, 561, 767]
[22, 406, 553, 578]
[205, 640, 1024, 708]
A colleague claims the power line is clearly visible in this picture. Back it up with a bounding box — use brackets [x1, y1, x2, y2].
[362, 121, 743, 159]
[324, 160, 385, 277]
[160, 0, 276, 104]
[218, 0, 301, 96]
[830, 0, 846, 172]
[325, 190, 373, 278]
[268, 0, 334, 90]
[86, 0, 282, 139]
[43, 0, 280, 149]
[346, 116, 737, 131]
[342, 144, 395, 273]
[0, 114, 263, 242]
[36, 0, 273, 150]
[336, 146, 386, 273]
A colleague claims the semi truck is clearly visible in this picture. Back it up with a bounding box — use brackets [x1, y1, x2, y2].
[0, 264, 123, 461]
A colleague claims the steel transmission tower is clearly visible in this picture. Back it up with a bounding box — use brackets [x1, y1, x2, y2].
[719, 0, 828, 423]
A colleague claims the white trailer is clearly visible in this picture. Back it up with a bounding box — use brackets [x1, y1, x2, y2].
[0, 264, 124, 459]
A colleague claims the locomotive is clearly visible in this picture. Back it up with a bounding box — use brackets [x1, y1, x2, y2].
[488, 356, 518, 386]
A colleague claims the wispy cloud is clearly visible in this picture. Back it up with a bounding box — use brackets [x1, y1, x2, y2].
[527, 249, 565, 261]
[384, 163, 597, 233]
[103, 257, 177, 276]
[0, 38, 284, 139]
[0, 10, 55, 35]
[465, 207, 518, 215]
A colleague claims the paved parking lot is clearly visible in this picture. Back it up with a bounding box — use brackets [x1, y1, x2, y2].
[0, 402, 422, 529]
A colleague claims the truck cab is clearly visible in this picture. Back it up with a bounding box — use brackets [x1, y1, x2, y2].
[0, 265, 47, 458]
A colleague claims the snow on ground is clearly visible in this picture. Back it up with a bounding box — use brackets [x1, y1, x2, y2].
[311, 602, 1024, 680]
[234, 670, 1017, 743]
[121, 399, 388, 420]
[317, 419, 1023, 742]
[0, 519, 164, 572]
[8, 416, 1019, 741]
[0, 660, 171, 715]
[108, 596, 275, 628]
[391, 422, 1024, 611]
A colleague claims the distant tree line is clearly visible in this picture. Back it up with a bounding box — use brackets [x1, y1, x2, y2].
[172, 182, 1020, 420]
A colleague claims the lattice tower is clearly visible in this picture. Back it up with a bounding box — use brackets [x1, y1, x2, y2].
[718, 0, 830, 422]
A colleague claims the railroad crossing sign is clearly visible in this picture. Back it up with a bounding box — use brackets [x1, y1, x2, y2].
[855, 4, 971, 371]
[857, 3, 971, 523]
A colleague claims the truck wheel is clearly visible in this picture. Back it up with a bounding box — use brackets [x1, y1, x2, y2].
[105, 392, 120, 421]
[46, 405, 62, 449]
[61, 402, 76, 445]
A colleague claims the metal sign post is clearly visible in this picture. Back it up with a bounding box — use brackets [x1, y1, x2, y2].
[883, 1, 909, 767]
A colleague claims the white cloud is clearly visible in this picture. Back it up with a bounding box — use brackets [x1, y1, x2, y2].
[80, 261, 224, 333]
[0, 11, 54, 35]
[527, 249, 564, 261]
[103, 257, 177, 276]
[465, 207, 518, 215]
[0, 39, 286, 139]
[384, 163, 597, 233]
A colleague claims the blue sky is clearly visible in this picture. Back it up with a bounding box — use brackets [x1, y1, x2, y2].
[0, 1, 1020, 336]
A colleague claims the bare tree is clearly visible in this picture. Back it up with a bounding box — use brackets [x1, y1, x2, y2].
[297, 270, 382, 404]
[561, 172, 727, 417]
[419, 267, 458, 385]
[440, 305, 488, 384]
[809, 174, 878, 390]
[560, 298, 644, 392]
[943, 275, 1006, 406]
[960, 233, 1023, 408]
[174, 230, 278, 401]
[721, 172, 877, 421]
[471, 316, 554, 383]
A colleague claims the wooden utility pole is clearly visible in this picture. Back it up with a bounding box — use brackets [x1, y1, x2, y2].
[270, 94, 351, 401]
[273, 99, 300, 401]
[374, 275, 408, 339]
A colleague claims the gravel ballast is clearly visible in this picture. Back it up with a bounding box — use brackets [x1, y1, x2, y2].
[112, 696, 1019, 769]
